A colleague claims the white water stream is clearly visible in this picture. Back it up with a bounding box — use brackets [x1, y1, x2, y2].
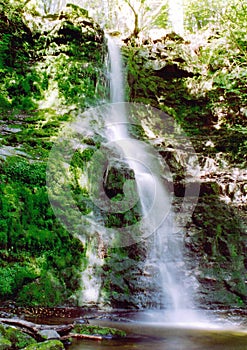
[106, 36, 193, 315]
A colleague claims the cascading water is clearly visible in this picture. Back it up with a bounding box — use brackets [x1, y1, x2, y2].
[46, 35, 247, 343]
[107, 36, 125, 104]
[106, 36, 195, 316]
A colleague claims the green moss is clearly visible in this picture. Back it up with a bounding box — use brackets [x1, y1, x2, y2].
[0, 337, 11, 350]
[24, 340, 64, 350]
[17, 273, 63, 307]
[3, 157, 46, 187]
[0, 1, 106, 307]
[0, 172, 84, 305]
[72, 325, 126, 338]
[70, 148, 95, 169]
[0, 325, 37, 349]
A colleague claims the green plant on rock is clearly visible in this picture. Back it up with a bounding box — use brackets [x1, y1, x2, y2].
[3, 157, 46, 187]
[25, 340, 64, 350]
[73, 324, 126, 338]
[0, 1, 50, 113]
[0, 154, 85, 305]
[0, 263, 38, 298]
[0, 324, 36, 349]
[53, 48, 104, 107]
[16, 272, 64, 307]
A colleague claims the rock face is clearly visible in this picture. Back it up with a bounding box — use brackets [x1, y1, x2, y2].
[142, 33, 195, 79]
[120, 33, 247, 309]
[63, 29, 246, 310]
[72, 101, 245, 310]
[123, 32, 198, 105]
[0, 1, 111, 306]
[37, 4, 104, 53]
[103, 161, 135, 200]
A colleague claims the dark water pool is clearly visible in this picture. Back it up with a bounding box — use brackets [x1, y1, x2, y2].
[70, 327, 247, 350]
[69, 310, 247, 350]
[26, 309, 247, 350]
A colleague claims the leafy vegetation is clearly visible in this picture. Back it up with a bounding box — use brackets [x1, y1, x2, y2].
[0, 1, 105, 306]
[0, 0, 46, 113]
[0, 324, 37, 349]
[0, 157, 85, 305]
[123, 0, 246, 168]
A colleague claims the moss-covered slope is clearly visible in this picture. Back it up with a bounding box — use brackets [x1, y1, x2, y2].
[0, 2, 105, 306]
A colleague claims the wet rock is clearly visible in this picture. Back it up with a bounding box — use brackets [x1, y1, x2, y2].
[31, 3, 105, 60]
[39, 330, 60, 340]
[73, 319, 89, 325]
[0, 313, 13, 319]
[103, 160, 135, 199]
[72, 324, 126, 338]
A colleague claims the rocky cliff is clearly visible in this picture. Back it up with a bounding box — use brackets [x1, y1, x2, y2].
[0, 2, 246, 309]
[118, 32, 246, 308]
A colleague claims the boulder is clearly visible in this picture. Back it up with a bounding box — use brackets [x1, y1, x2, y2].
[39, 330, 60, 340]
[103, 160, 135, 199]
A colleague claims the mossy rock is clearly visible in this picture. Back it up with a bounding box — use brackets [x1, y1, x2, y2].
[62, 4, 89, 20]
[0, 337, 12, 350]
[103, 162, 135, 199]
[24, 340, 64, 350]
[0, 324, 37, 349]
[72, 325, 126, 338]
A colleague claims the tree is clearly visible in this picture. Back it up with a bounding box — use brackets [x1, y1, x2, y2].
[184, 0, 228, 33]
[49, 0, 169, 39]
[123, 0, 169, 38]
[124, 0, 140, 37]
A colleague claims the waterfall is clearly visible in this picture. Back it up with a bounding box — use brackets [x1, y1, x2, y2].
[106, 36, 194, 314]
[107, 36, 125, 104]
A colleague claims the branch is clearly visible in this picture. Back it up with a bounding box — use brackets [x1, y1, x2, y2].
[141, 2, 167, 32]
[124, 0, 136, 14]
[0, 318, 73, 340]
[61, 333, 104, 341]
[0, 318, 40, 333]
[124, 0, 140, 37]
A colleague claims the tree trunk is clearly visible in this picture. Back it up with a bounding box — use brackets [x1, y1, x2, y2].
[125, 0, 140, 38]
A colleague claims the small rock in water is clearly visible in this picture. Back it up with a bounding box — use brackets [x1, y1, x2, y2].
[0, 312, 13, 318]
[101, 334, 113, 340]
[39, 330, 61, 340]
[73, 318, 89, 325]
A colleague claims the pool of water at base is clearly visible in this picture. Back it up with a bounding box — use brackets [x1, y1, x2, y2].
[68, 310, 247, 350]
[70, 328, 247, 350]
